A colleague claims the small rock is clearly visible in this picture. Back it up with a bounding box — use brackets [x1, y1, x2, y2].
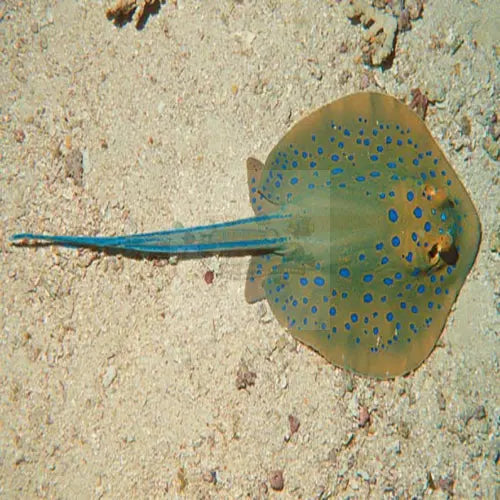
[235, 363, 256, 390]
[269, 469, 284, 491]
[102, 366, 117, 388]
[358, 406, 370, 427]
[288, 414, 300, 435]
[204, 270, 214, 285]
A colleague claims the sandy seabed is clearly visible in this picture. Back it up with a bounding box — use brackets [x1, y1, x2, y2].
[1, 1, 498, 497]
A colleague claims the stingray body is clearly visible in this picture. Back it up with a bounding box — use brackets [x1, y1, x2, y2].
[11, 93, 481, 378]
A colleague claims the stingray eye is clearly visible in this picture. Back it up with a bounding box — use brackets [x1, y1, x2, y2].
[428, 243, 439, 265]
[440, 243, 459, 265]
[427, 236, 459, 267]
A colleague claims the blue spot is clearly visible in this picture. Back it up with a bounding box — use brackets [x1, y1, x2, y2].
[386, 136, 393, 144]
[386, 312, 394, 321]
[303, 297, 309, 304]
[314, 276, 325, 286]
[424, 221, 431, 232]
[331, 167, 343, 175]
[311, 135, 316, 141]
[435, 287, 442, 295]
[407, 191, 414, 201]
[377, 145, 384, 152]
[400, 301, 407, 309]
[359, 253, 366, 262]
[413, 207, 423, 219]
[363, 274, 374, 283]
[370, 171, 381, 177]
[300, 277, 308, 286]
[381, 256, 389, 265]
[344, 129, 351, 136]
[345, 323, 351, 331]
[405, 252, 413, 263]
[411, 305, 418, 313]
[376, 242, 384, 250]
[389, 191, 395, 197]
[310, 161, 317, 168]
[339, 268, 351, 278]
[308, 183, 315, 189]
[331, 154, 339, 161]
[311, 306, 318, 313]
[292, 160, 298, 168]
[356, 337, 360, 344]
[275, 181, 281, 188]
[356, 176, 366, 182]
[291, 177, 298, 185]
[329, 307, 337, 316]
[283, 272, 289, 280]
[383, 277, 393, 286]
[395, 272, 402, 280]
[338, 141, 344, 148]
[363, 293, 373, 303]
[413, 158, 419, 166]
[302, 152, 307, 159]
[387, 161, 397, 169]
[363, 138, 370, 146]
[373, 327, 379, 335]
[388, 208, 399, 223]
[411, 232, 418, 242]
[379, 192, 386, 199]
[370, 154, 379, 161]
[318, 147, 323, 154]
[392, 236, 401, 247]
[351, 313, 359, 322]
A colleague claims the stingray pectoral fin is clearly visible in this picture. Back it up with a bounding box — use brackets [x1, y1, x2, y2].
[245, 254, 286, 303]
[247, 157, 280, 216]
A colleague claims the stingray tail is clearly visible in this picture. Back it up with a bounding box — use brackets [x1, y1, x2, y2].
[10, 213, 291, 254]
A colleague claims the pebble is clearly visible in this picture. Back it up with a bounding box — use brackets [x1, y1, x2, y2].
[269, 469, 284, 491]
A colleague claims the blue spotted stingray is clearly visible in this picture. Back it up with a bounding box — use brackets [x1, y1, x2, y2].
[11, 93, 481, 378]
